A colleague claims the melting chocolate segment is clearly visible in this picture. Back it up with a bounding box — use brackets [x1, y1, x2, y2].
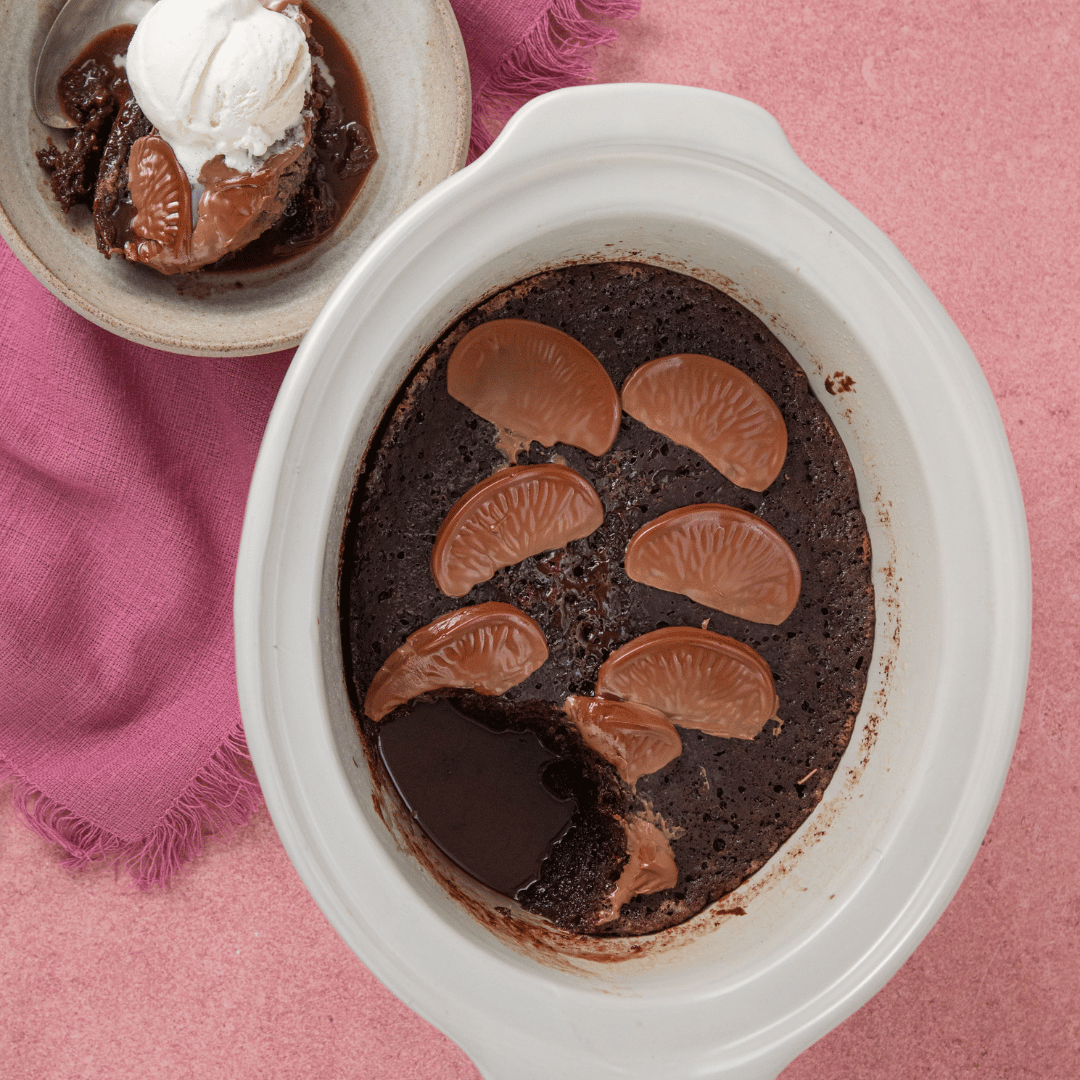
[448, 319, 621, 458]
[601, 818, 678, 923]
[596, 626, 781, 740]
[624, 504, 801, 625]
[563, 695, 682, 786]
[124, 134, 192, 259]
[621, 353, 788, 492]
[431, 464, 605, 598]
[364, 602, 548, 721]
[123, 128, 313, 274]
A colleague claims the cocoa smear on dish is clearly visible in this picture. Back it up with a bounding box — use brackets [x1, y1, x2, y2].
[36, 6, 375, 272]
[341, 262, 876, 936]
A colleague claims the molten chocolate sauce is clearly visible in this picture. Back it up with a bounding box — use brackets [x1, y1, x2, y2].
[61, 24, 135, 120]
[378, 699, 576, 896]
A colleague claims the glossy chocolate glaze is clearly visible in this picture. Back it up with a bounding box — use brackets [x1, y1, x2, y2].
[341, 262, 875, 935]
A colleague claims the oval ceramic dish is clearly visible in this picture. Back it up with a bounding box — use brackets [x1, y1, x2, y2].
[0, 0, 470, 357]
[234, 85, 1031, 1080]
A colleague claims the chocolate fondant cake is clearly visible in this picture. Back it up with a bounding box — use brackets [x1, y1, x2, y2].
[37, 2, 375, 274]
[340, 262, 875, 936]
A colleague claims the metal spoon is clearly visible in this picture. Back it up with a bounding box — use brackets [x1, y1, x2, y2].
[33, 0, 155, 128]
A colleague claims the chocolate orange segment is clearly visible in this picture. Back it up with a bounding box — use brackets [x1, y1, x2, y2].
[432, 464, 604, 597]
[621, 354, 787, 491]
[448, 319, 621, 457]
[596, 626, 780, 740]
[601, 818, 678, 923]
[624, 504, 800, 624]
[125, 134, 193, 264]
[564, 696, 682, 786]
[364, 602, 548, 721]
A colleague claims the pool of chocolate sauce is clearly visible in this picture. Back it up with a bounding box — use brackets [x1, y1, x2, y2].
[379, 699, 578, 897]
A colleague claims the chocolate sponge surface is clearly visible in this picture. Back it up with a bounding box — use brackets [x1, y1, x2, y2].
[342, 262, 875, 935]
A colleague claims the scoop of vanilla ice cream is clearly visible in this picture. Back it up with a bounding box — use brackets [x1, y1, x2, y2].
[126, 0, 312, 183]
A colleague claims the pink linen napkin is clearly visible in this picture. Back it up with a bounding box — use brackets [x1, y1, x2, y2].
[0, 0, 638, 887]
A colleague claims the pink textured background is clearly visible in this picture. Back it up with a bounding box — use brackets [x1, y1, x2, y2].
[3, 0, 1077, 1075]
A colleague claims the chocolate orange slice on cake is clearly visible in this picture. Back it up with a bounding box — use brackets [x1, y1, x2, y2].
[448, 319, 621, 457]
[596, 626, 781, 740]
[621, 353, 787, 491]
[432, 464, 604, 597]
[364, 602, 548, 721]
[624, 504, 801, 624]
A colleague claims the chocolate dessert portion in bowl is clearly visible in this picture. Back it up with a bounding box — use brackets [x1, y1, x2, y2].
[340, 262, 875, 936]
[36, 0, 375, 275]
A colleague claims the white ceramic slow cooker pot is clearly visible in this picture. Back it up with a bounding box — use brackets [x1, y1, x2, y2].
[234, 84, 1030, 1080]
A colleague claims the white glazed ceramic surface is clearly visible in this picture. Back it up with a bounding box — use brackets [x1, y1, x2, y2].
[0, 0, 470, 356]
[235, 85, 1030, 1080]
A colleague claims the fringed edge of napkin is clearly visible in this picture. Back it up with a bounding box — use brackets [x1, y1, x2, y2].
[0, 724, 261, 889]
[468, 0, 640, 159]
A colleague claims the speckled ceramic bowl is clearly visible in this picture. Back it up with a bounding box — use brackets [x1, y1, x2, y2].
[235, 85, 1031, 1079]
[0, 0, 470, 356]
